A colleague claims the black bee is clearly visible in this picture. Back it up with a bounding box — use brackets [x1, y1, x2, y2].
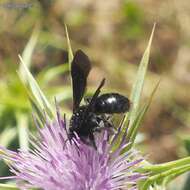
[69, 50, 130, 149]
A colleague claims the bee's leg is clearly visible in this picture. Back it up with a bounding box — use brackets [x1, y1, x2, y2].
[93, 122, 115, 138]
[100, 116, 115, 131]
[96, 116, 116, 141]
[93, 127, 103, 133]
[92, 115, 113, 132]
[80, 136, 90, 145]
[101, 114, 116, 129]
[79, 135, 97, 150]
[89, 133, 97, 150]
[103, 114, 112, 121]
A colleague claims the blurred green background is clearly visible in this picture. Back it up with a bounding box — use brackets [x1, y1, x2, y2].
[0, 0, 190, 189]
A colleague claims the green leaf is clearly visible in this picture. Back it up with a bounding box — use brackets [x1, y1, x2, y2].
[126, 80, 160, 147]
[64, 24, 73, 65]
[18, 55, 54, 119]
[18, 24, 40, 82]
[64, 24, 74, 103]
[139, 156, 190, 174]
[162, 166, 189, 185]
[29, 97, 45, 127]
[16, 113, 29, 151]
[141, 165, 190, 190]
[127, 23, 155, 131]
[139, 157, 190, 189]
[17, 24, 54, 120]
[0, 183, 38, 190]
[0, 184, 18, 190]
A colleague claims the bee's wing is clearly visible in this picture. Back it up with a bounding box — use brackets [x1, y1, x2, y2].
[71, 50, 91, 111]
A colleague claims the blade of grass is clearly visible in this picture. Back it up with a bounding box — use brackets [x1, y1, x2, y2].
[0, 184, 18, 190]
[18, 23, 40, 82]
[17, 25, 39, 151]
[127, 80, 160, 146]
[18, 55, 54, 119]
[64, 24, 73, 65]
[126, 23, 156, 138]
[29, 97, 45, 127]
[16, 113, 29, 151]
[64, 24, 74, 105]
[121, 80, 160, 153]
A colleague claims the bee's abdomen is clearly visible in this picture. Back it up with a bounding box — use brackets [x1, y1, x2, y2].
[93, 93, 130, 114]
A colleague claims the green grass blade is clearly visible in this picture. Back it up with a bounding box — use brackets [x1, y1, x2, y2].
[16, 113, 29, 151]
[64, 24, 73, 65]
[127, 23, 156, 135]
[17, 25, 39, 150]
[127, 80, 160, 147]
[64, 24, 73, 104]
[18, 55, 54, 119]
[18, 24, 40, 82]
[0, 184, 18, 190]
[29, 97, 45, 127]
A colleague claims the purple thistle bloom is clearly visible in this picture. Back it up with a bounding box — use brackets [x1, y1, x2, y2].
[0, 111, 145, 190]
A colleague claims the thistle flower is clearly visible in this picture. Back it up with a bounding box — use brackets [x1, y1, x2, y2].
[0, 110, 145, 190]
